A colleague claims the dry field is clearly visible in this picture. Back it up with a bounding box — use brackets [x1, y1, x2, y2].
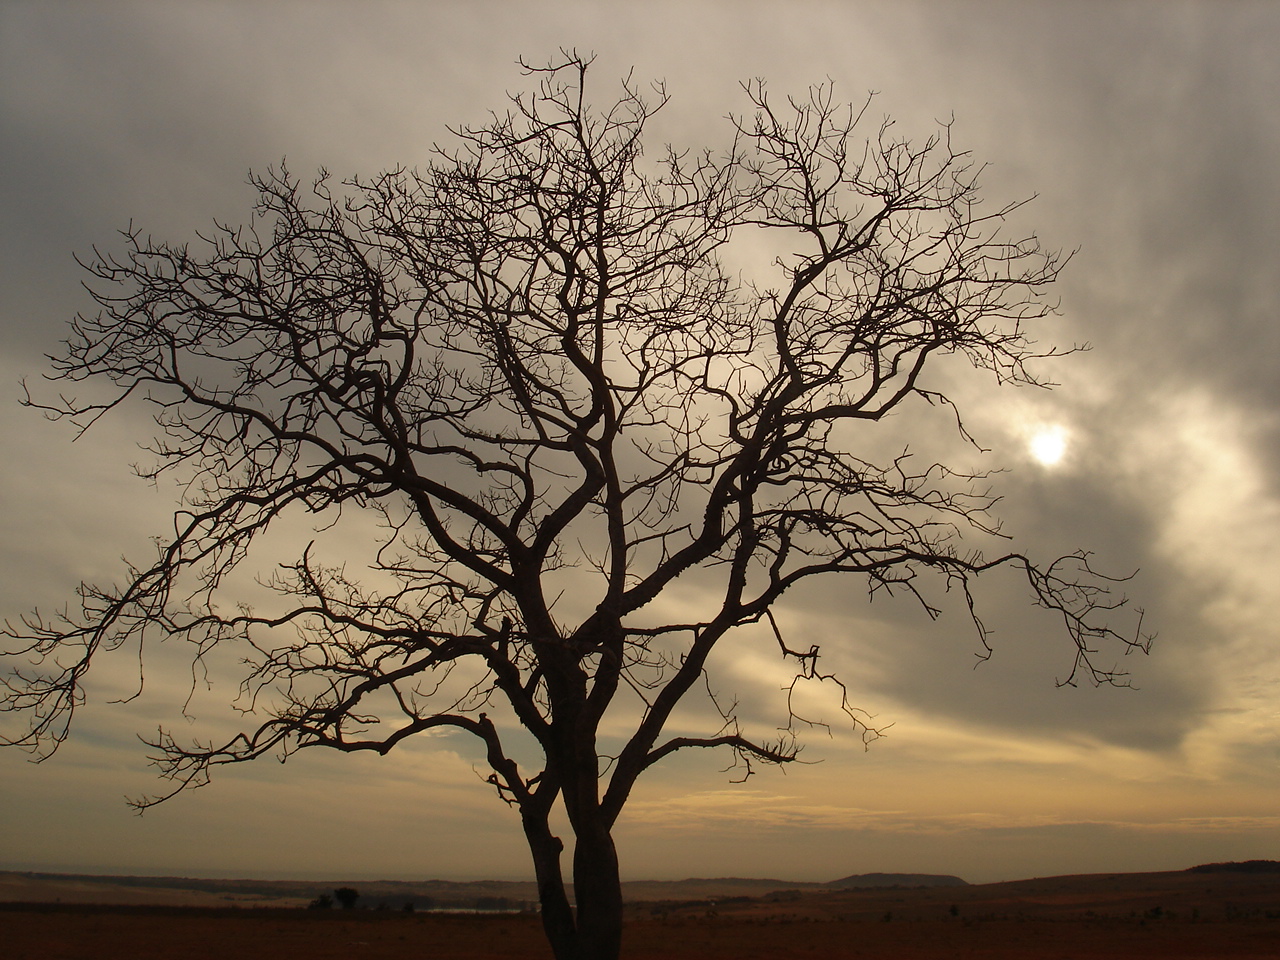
[3, 906, 1280, 959]
[4, 870, 1280, 959]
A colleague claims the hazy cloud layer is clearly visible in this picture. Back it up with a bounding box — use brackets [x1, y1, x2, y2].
[2, 0, 1278, 884]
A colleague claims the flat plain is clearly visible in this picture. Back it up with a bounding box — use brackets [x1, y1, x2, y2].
[4, 869, 1280, 959]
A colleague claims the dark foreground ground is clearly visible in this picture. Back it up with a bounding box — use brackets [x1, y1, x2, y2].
[5, 869, 1280, 958]
[3, 907, 1280, 959]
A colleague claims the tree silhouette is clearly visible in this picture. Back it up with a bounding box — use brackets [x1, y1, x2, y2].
[334, 887, 360, 910]
[1, 53, 1144, 960]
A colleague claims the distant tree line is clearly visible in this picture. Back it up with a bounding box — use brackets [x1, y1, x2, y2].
[308, 887, 359, 910]
[307, 887, 532, 912]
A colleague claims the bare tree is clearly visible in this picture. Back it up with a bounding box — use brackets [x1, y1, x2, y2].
[2, 54, 1144, 960]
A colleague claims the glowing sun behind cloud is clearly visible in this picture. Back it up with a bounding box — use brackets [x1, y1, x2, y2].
[1028, 425, 1069, 466]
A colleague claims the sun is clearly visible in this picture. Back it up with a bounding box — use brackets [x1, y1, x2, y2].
[1028, 425, 1069, 466]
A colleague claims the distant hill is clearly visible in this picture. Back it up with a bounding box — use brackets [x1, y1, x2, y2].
[623, 878, 810, 901]
[0, 872, 540, 910]
[827, 873, 967, 889]
[643, 868, 1280, 924]
[0, 870, 966, 908]
[11, 866, 1280, 922]
[620, 874, 965, 900]
[1188, 860, 1280, 874]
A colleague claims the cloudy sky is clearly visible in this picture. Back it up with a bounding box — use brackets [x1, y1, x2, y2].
[2, 0, 1279, 886]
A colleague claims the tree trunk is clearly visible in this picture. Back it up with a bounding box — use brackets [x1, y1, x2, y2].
[522, 806, 624, 960]
[523, 812, 579, 960]
[572, 819, 624, 960]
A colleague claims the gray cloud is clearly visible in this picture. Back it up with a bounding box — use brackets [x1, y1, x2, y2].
[3, 0, 1279, 883]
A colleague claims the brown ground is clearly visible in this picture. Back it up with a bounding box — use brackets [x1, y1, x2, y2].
[3, 907, 1280, 959]
[3, 870, 1280, 959]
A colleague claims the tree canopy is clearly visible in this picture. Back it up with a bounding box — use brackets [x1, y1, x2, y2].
[2, 54, 1144, 960]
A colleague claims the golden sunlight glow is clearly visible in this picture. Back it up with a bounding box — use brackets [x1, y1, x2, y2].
[1028, 426, 1068, 466]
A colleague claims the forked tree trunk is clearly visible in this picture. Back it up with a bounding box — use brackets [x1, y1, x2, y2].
[524, 809, 624, 960]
